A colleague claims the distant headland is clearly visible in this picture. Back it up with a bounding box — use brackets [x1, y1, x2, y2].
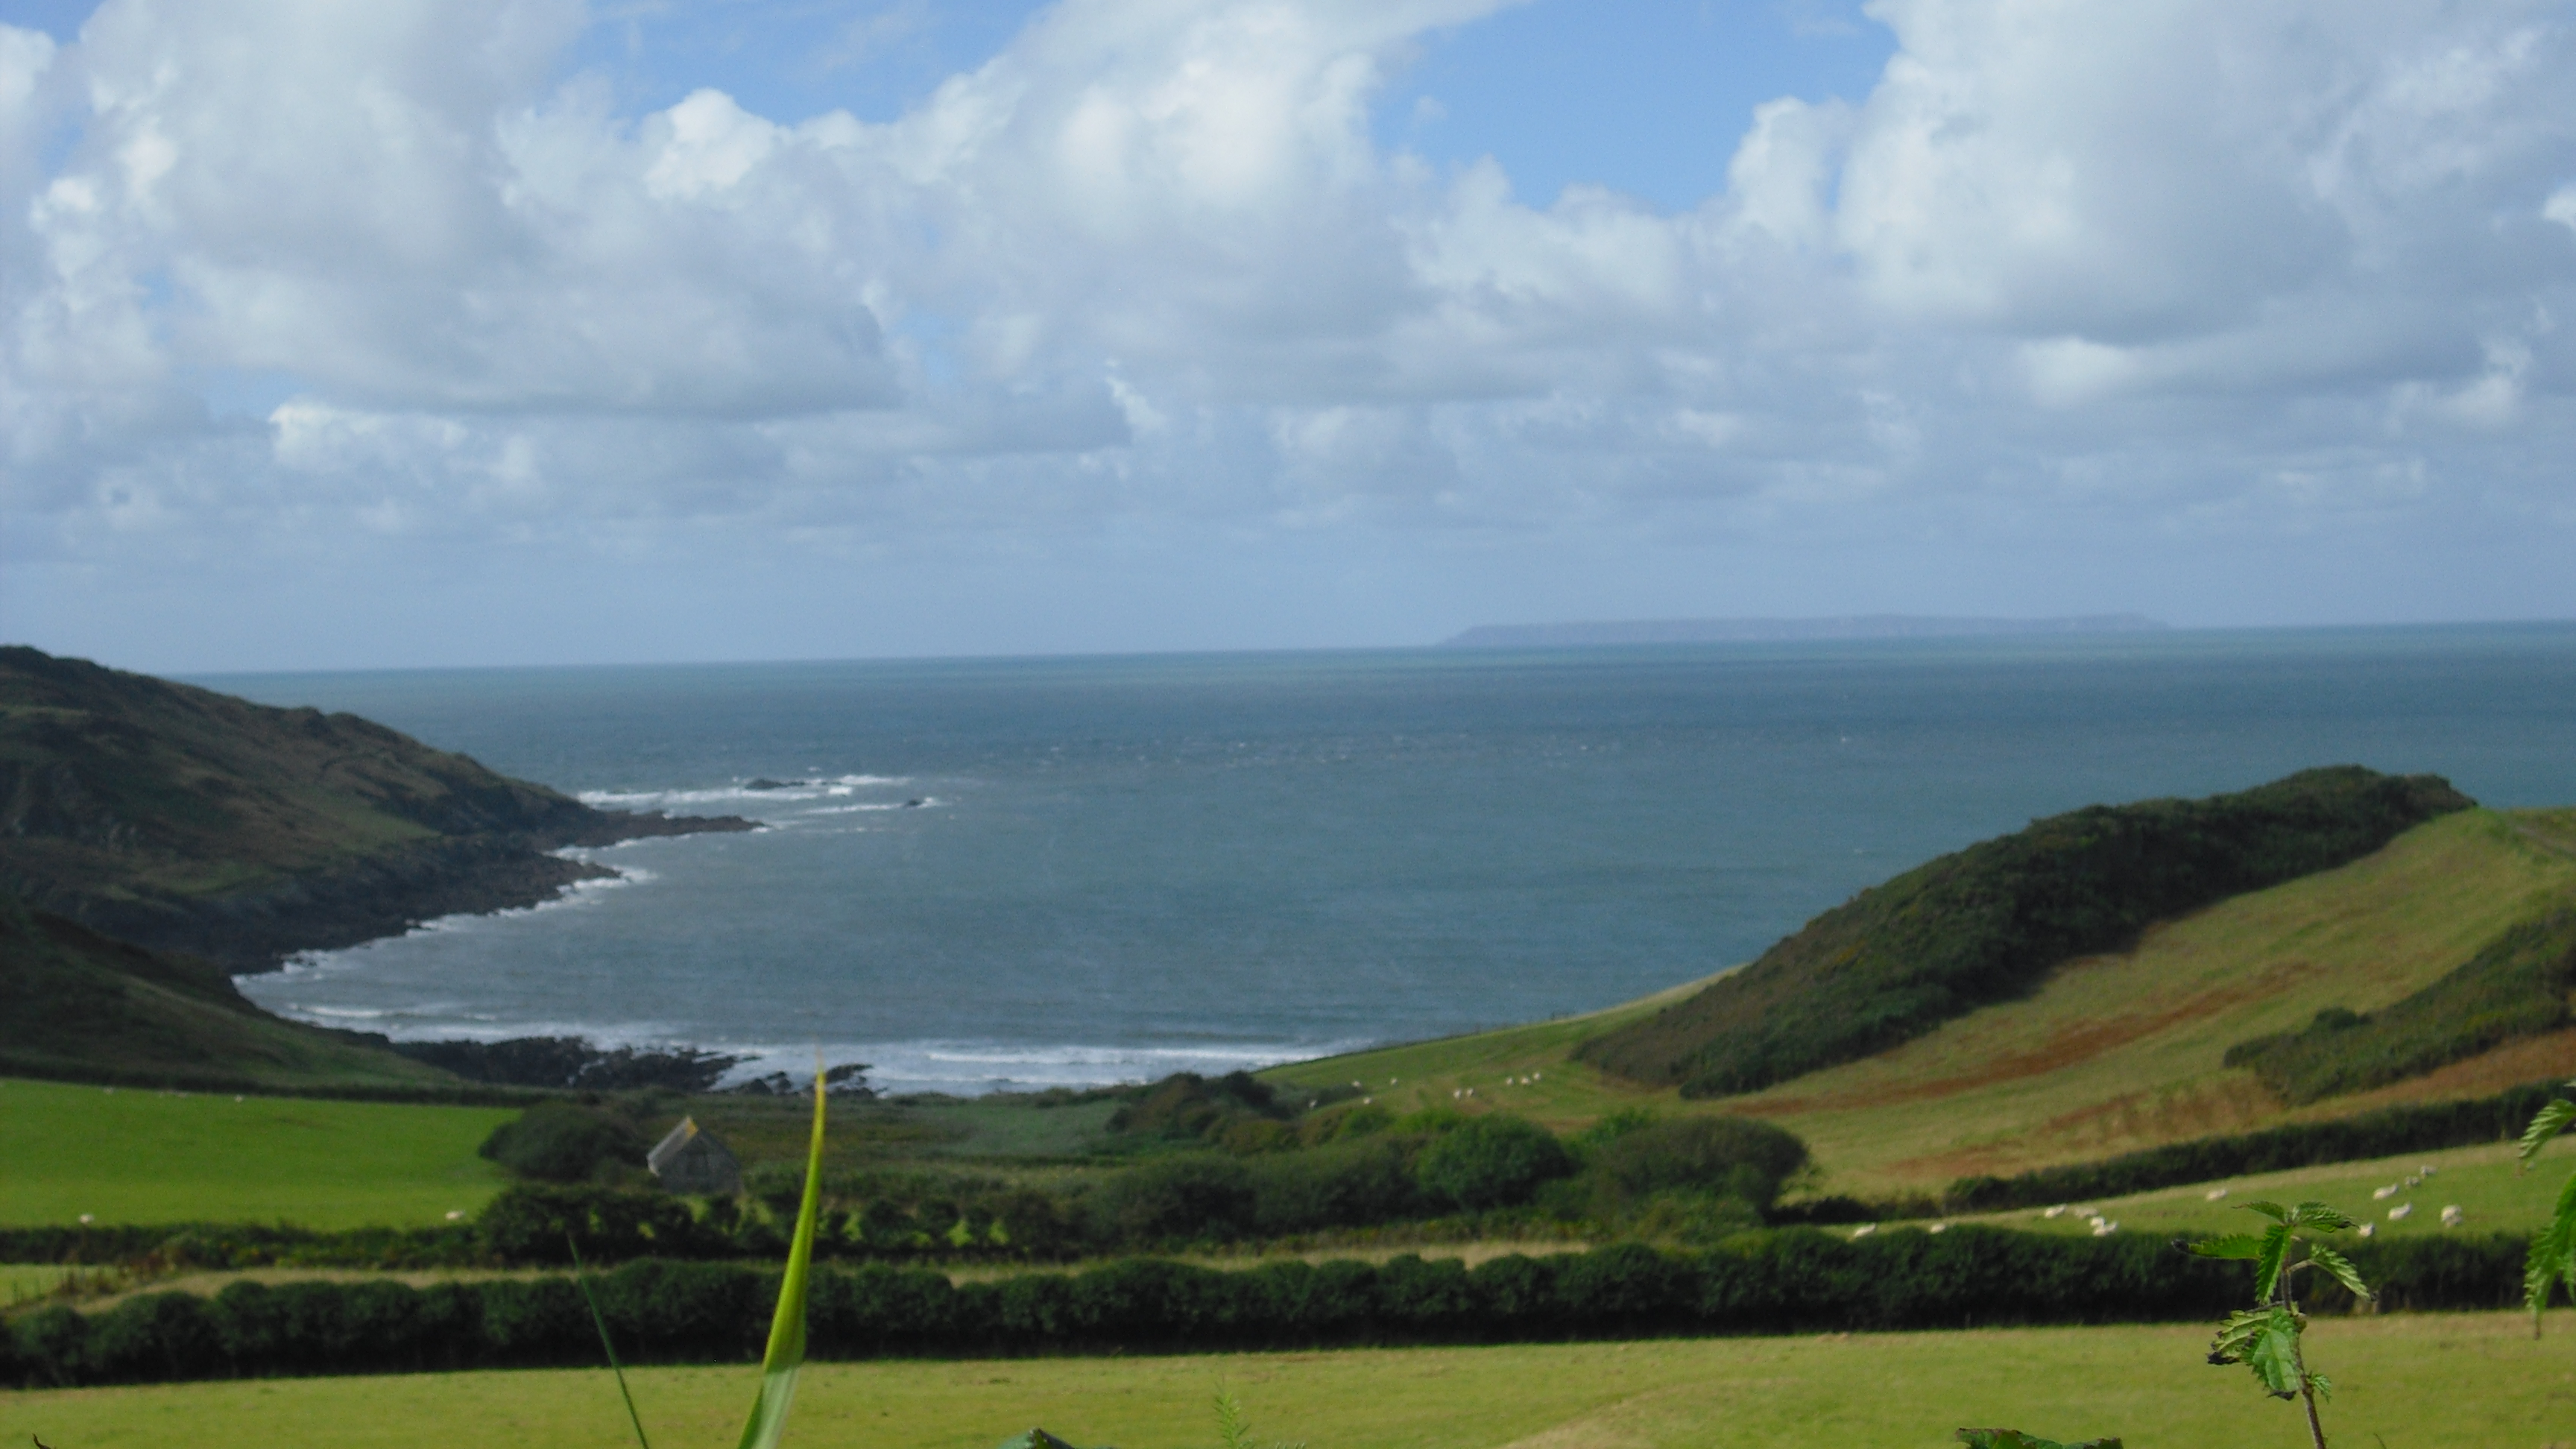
[1437, 613, 2168, 648]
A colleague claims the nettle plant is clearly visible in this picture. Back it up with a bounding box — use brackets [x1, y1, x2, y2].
[2185, 1200, 2372, 1449]
[2519, 1078, 2576, 1335]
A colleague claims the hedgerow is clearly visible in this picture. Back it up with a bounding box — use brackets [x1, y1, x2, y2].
[3, 1228, 2528, 1389]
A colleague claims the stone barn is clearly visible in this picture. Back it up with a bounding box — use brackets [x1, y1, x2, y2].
[647, 1117, 742, 1196]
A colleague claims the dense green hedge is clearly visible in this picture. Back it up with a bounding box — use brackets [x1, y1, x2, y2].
[1945, 1079, 2570, 1211]
[1575, 767, 2472, 1097]
[4, 1229, 2528, 1389]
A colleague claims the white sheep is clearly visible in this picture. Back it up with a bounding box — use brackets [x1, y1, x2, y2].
[2440, 1205, 2463, 1228]
[2372, 1184, 2399, 1200]
[2387, 1202, 2414, 1221]
[2205, 1187, 2229, 1202]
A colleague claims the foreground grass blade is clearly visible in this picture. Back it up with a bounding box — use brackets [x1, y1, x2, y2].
[569, 1236, 654, 1449]
[739, 1067, 828, 1449]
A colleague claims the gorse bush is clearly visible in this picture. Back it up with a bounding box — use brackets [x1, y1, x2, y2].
[479, 1100, 651, 1183]
[1085, 1155, 1260, 1243]
[1415, 1115, 1576, 1210]
[1246, 1137, 1426, 1234]
[1106, 1071, 1295, 1149]
[1576, 767, 2472, 1096]
[1581, 1117, 1810, 1213]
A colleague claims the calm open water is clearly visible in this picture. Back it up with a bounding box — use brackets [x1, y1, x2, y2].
[206, 625, 2576, 1094]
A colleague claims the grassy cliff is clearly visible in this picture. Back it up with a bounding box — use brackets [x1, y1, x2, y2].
[0, 645, 749, 968]
[0, 894, 461, 1092]
[1573, 767, 2473, 1097]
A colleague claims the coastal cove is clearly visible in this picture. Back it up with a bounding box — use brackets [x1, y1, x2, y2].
[207, 625, 2576, 1096]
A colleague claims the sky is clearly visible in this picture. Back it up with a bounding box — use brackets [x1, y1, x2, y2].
[1, 0, 2572, 672]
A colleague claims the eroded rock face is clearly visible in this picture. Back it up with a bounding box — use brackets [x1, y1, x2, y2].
[0, 645, 754, 969]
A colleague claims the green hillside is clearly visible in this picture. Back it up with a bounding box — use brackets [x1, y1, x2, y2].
[1574, 766, 2472, 1096]
[0, 895, 450, 1092]
[1269, 806, 2576, 1196]
[0, 645, 748, 967]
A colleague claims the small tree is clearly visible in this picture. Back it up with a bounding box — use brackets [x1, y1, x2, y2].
[2185, 1201, 2371, 1449]
[2518, 1077, 2576, 1336]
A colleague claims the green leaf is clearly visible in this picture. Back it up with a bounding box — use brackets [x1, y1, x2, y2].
[2304, 1243, 2371, 1303]
[569, 1237, 654, 1449]
[736, 1068, 828, 1449]
[1953, 1430, 2123, 1449]
[2519, 1098, 2576, 1169]
[2241, 1305, 2306, 1398]
[2238, 1200, 2293, 1225]
[2185, 1233, 2264, 1260]
[1216, 1386, 1251, 1449]
[2253, 1223, 2291, 1301]
[2527, 1170, 2576, 1330]
[2210, 1306, 2306, 1399]
[2285, 1201, 2355, 1233]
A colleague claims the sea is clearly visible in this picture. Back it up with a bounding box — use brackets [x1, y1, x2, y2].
[203, 624, 2576, 1096]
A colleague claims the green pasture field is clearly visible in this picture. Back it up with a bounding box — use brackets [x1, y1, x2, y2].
[1945, 1134, 2576, 1241]
[0, 1077, 513, 1230]
[1270, 809, 2576, 1196]
[8, 1313, 2566, 1448]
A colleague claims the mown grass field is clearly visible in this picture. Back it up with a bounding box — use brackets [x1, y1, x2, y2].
[1270, 808, 2576, 1196]
[0, 1077, 512, 1229]
[7, 1313, 2567, 1448]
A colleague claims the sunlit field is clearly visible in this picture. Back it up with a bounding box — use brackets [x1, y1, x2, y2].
[0, 1077, 512, 1229]
[8, 1313, 2566, 1449]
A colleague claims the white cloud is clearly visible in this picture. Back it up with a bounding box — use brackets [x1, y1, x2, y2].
[4, 0, 2576, 662]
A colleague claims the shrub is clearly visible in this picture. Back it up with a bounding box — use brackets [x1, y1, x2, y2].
[1107, 1071, 1289, 1146]
[1415, 1115, 1576, 1210]
[1248, 1137, 1426, 1234]
[479, 1100, 651, 1183]
[1584, 1117, 1810, 1212]
[477, 1184, 712, 1264]
[80, 1291, 225, 1384]
[1298, 1102, 1394, 1147]
[1086, 1155, 1257, 1245]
